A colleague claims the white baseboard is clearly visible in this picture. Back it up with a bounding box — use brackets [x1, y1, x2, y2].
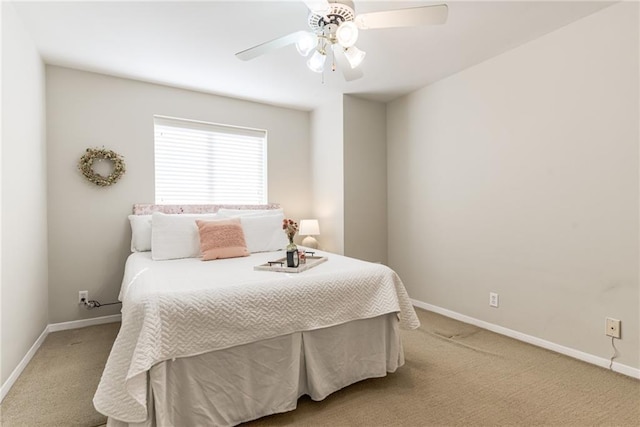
[411, 299, 640, 380]
[0, 314, 122, 403]
[47, 314, 122, 332]
[0, 326, 48, 402]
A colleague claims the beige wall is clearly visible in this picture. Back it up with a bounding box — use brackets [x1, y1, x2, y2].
[387, 2, 639, 369]
[310, 95, 387, 260]
[1, 2, 49, 385]
[46, 66, 311, 323]
[310, 95, 344, 254]
[343, 95, 387, 263]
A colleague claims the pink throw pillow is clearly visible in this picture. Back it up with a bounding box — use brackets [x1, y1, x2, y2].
[196, 218, 249, 261]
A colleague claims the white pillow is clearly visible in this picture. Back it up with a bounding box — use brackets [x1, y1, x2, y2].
[151, 212, 218, 261]
[217, 208, 283, 218]
[240, 213, 289, 253]
[128, 215, 152, 252]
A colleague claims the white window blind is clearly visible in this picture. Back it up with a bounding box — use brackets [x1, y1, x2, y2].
[154, 116, 267, 204]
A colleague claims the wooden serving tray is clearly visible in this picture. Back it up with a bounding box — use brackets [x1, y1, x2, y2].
[254, 256, 327, 273]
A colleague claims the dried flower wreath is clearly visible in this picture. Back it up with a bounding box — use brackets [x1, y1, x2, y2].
[78, 147, 126, 187]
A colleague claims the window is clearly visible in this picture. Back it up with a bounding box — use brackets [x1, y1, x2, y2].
[154, 116, 267, 204]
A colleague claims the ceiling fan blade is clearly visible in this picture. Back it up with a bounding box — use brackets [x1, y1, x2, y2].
[302, 0, 330, 14]
[355, 4, 448, 30]
[236, 31, 307, 61]
[332, 45, 364, 82]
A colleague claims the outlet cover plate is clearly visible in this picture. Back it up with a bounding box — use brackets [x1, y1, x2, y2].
[78, 290, 88, 304]
[606, 317, 621, 338]
[489, 292, 499, 308]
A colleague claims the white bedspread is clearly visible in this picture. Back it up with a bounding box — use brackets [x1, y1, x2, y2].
[93, 250, 419, 423]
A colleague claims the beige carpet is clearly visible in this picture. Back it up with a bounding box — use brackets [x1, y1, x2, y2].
[1, 322, 119, 427]
[1, 309, 638, 426]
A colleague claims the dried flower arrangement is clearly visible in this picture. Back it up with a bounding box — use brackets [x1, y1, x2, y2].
[282, 218, 299, 245]
[78, 148, 126, 187]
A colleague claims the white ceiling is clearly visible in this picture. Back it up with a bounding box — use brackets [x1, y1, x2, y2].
[13, 1, 614, 111]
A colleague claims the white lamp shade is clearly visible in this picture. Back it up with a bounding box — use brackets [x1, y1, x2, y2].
[306, 50, 326, 73]
[336, 21, 358, 48]
[296, 32, 318, 57]
[299, 219, 320, 236]
[344, 46, 366, 69]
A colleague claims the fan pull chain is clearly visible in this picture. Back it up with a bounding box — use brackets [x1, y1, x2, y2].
[331, 47, 336, 72]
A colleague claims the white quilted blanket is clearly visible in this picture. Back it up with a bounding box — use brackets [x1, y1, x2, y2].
[93, 250, 420, 423]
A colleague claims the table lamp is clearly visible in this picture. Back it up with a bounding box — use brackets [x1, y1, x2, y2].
[299, 219, 320, 249]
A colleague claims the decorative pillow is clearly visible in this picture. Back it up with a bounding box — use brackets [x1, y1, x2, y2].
[196, 218, 249, 261]
[216, 208, 283, 218]
[128, 215, 152, 252]
[151, 212, 218, 261]
[239, 213, 289, 253]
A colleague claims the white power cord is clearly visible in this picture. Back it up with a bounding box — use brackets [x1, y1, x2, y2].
[608, 336, 619, 370]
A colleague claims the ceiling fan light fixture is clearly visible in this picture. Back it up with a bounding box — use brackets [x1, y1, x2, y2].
[235, 2, 449, 82]
[344, 46, 366, 69]
[336, 21, 358, 48]
[295, 31, 318, 57]
[307, 49, 327, 73]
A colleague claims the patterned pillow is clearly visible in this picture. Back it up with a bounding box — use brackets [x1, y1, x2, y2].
[196, 218, 250, 261]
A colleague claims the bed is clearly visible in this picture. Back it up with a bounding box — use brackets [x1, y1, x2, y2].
[94, 204, 420, 427]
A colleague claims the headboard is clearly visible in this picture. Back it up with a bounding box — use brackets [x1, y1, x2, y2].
[132, 203, 281, 215]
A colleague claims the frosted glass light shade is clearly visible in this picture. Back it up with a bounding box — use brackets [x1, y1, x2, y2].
[344, 46, 366, 69]
[336, 21, 358, 48]
[307, 50, 326, 73]
[296, 32, 318, 57]
[299, 219, 320, 236]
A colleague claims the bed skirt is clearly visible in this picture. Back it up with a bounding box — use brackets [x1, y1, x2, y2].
[106, 313, 403, 427]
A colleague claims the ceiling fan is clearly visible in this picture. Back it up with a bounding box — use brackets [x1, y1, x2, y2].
[235, 0, 448, 81]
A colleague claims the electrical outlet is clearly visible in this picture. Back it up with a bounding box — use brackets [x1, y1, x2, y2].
[606, 317, 621, 339]
[489, 292, 499, 308]
[78, 291, 88, 305]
